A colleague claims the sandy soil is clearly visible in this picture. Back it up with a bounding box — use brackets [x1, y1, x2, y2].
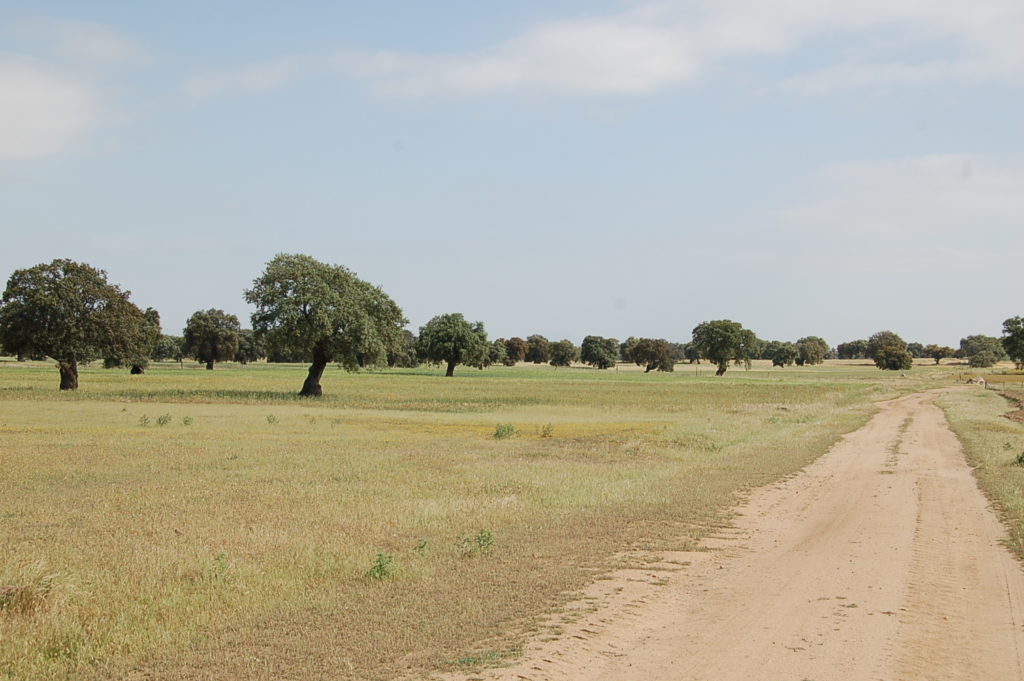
[446, 389, 1024, 681]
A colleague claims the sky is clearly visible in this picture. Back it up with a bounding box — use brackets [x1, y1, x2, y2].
[1, 1, 1022, 348]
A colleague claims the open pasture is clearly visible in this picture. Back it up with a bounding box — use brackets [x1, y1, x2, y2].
[1, 360, 957, 680]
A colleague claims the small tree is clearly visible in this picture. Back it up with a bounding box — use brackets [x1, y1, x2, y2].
[246, 254, 406, 396]
[691, 320, 757, 376]
[795, 336, 828, 366]
[906, 342, 926, 358]
[184, 309, 241, 370]
[1002, 317, 1024, 370]
[416, 313, 488, 377]
[487, 339, 507, 367]
[630, 338, 674, 372]
[236, 329, 267, 365]
[619, 336, 640, 362]
[580, 335, 619, 369]
[923, 344, 955, 365]
[388, 330, 420, 368]
[837, 340, 869, 360]
[0, 259, 151, 390]
[969, 350, 998, 368]
[104, 306, 161, 374]
[502, 337, 528, 365]
[153, 334, 185, 363]
[959, 335, 1008, 366]
[867, 331, 913, 371]
[765, 340, 798, 368]
[525, 335, 551, 364]
[549, 339, 580, 367]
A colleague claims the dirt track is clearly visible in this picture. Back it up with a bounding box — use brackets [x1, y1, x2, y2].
[449, 389, 1024, 681]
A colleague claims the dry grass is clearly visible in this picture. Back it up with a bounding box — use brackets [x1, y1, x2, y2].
[937, 387, 1024, 560]
[0, 360, 959, 680]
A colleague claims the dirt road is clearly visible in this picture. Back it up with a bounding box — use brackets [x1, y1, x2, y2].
[449, 390, 1024, 681]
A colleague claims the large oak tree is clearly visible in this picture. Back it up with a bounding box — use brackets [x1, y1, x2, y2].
[245, 254, 406, 396]
[0, 259, 151, 390]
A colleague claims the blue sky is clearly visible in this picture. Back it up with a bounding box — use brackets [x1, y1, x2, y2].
[2, 1, 1022, 348]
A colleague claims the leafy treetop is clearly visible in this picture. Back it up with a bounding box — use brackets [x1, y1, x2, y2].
[245, 253, 406, 395]
[416, 312, 489, 377]
[0, 259, 151, 390]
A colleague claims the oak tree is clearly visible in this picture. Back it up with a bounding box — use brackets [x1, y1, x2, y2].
[245, 254, 406, 395]
[0, 259, 151, 390]
[416, 313, 488, 377]
[183, 309, 241, 370]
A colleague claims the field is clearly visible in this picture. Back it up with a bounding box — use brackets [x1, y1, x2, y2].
[0, 359, 968, 680]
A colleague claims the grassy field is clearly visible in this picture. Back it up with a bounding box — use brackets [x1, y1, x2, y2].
[1, 359, 963, 680]
[937, 385, 1024, 560]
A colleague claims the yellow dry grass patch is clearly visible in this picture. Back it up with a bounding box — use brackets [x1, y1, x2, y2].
[0, 361, 960, 680]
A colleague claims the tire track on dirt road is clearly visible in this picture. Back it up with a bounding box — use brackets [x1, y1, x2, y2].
[444, 389, 1024, 681]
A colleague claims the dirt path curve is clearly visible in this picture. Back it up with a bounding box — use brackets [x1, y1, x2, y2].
[447, 389, 1024, 681]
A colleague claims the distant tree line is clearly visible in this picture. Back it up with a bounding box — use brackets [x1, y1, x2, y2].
[2, 256, 1022, 392]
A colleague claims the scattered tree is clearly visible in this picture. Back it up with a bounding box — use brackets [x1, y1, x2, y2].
[795, 336, 828, 366]
[959, 334, 1008, 366]
[236, 329, 267, 365]
[765, 340, 798, 368]
[245, 254, 406, 396]
[549, 339, 580, 367]
[580, 335, 619, 369]
[502, 337, 528, 366]
[525, 335, 551, 364]
[867, 331, 912, 371]
[0, 259, 151, 390]
[630, 338, 674, 372]
[416, 313, 489, 377]
[183, 309, 240, 370]
[836, 340, 869, 360]
[1002, 317, 1024, 370]
[923, 344, 955, 365]
[153, 334, 185, 364]
[619, 336, 640, 362]
[387, 330, 420, 368]
[906, 342, 926, 359]
[487, 340, 507, 367]
[104, 306, 161, 374]
[691, 320, 757, 376]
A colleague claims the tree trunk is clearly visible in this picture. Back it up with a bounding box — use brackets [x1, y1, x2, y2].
[445, 359, 456, 377]
[300, 345, 330, 396]
[17, 353, 26, 362]
[715, 364, 727, 376]
[205, 360, 214, 370]
[59, 359, 79, 390]
[130, 365, 144, 375]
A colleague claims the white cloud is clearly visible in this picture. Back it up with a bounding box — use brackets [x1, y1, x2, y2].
[0, 57, 97, 159]
[182, 0, 1024, 100]
[41, 19, 147, 65]
[779, 154, 1024, 244]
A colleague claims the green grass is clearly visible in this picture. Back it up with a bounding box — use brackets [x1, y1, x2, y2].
[936, 387, 1024, 559]
[0, 359, 962, 680]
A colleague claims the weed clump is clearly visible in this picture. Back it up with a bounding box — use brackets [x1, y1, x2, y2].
[365, 553, 395, 580]
[457, 530, 495, 557]
[493, 423, 516, 440]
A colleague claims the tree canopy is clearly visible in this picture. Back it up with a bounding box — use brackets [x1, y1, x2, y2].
[765, 340, 798, 367]
[580, 335, 619, 369]
[236, 329, 267, 365]
[867, 331, 913, 371]
[1003, 317, 1024, 370]
[525, 335, 551, 364]
[416, 313, 489, 377]
[691, 320, 757, 376]
[0, 259, 151, 390]
[630, 338, 674, 372]
[549, 339, 580, 367]
[183, 309, 241, 370]
[502, 337, 528, 365]
[836, 340, 868, 360]
[923, 344, 955, 365]
[959, 334, 1007, 367]
[795, 336, 828, 366]
[245, 253, 406, 395]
